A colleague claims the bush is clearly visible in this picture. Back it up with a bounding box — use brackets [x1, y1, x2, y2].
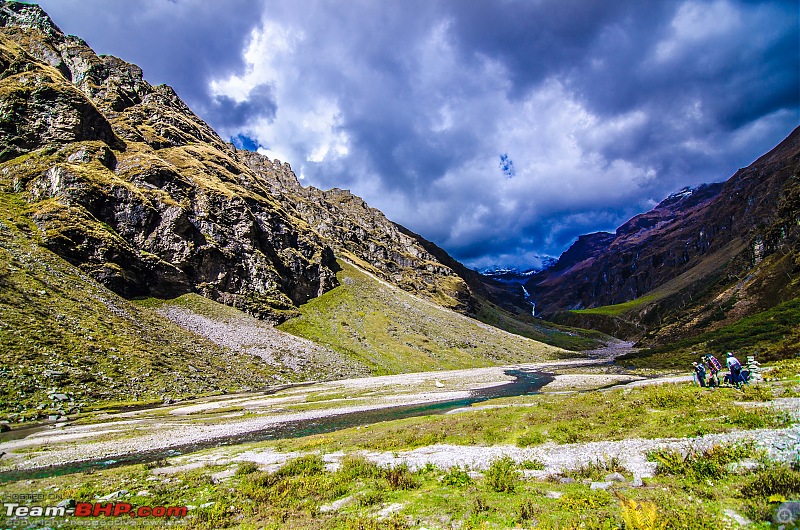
[441, 465, 473, 487]
[741, 465, 800, 497]
[516, 430, 546, 447]
[550, 424, 586, 444]
[383, 463, 417, 490]
[520, 458, 545, 470]
[277, 454, 326, 477]
[558, 490, 611, 510]
[234, 461, 259, 476]
[337, 454, 382, 480]
[648, 442, 755, 481]
[565, 456, 626, 480]
[485, 455, 519, 493]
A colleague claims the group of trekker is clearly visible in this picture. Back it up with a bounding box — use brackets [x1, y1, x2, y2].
[692, 352, 761, 388]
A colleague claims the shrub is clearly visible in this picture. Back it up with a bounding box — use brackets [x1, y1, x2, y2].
[356, 489, 385, 507]
[737, 384, 773, 402]
[520, 458, 545, 470]
[516, 430, 546, 447]
[517, 499, 538, 522]
[234, 461, 259, 476]
[619, 497, 667, 530]
[485, 455, 519, 493]
[741, 465, 800, 497]
[383, 463, 418, 490]
[565, 456, 626, 481]
[550, 424, 585, 444]
[648, 442, 755, 481]
[277, 454, 325, 477]
[558, 490, 611, 511]
[337, 454, 382, 480]
[441, 465, 473, 487]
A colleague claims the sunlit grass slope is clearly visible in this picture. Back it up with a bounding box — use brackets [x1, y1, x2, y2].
[278, 260, 571, 374]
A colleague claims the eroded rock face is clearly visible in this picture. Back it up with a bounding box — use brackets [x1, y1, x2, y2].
[0, 1, 472, 319]
[0, 3, 338, 320]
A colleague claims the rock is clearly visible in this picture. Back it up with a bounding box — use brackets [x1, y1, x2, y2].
[723, 508, 751, 526]
[49, 393, 69, 402]
[630, 476, 643, 487]
[590, 481, 613, 490]
[98, 490, 128, 501]
[545, 491, 563, 499]
[558, 477, 575, 484]
[320, 495, 354, 513]
[604, 472, 627, 482]
[199, 502, 214, 509]
[0, 422, 9, 433]
[136, 491, 151, 497]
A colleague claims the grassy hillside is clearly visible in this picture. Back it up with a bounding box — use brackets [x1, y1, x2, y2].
[618, 296, 800, 368]
[278, 260, 571, 374]
[0, 193, 280, 421]
[473, 299, 608, 351]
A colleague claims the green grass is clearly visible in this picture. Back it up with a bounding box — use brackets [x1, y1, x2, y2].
[618, 296, 800, 369]
[0, 192, 279, 421]
[278, 260, 568, 374]
[473, 298, 609, 351]
[1, 434, 796, 529]
[263, 381, 790, 455]
[570, 294, 658, 317]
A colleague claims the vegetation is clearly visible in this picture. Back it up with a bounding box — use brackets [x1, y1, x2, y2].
[0, 193, 279, 421]
[474, 298, 609, 351]
[618, 296, 800, 368]
[278, 260, 568, 374]
[260, 381, 791, 455]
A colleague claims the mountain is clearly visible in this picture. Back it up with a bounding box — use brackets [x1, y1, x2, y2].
[0, 2, 595, 418]
[0, 1, 478, 321]
[526, 126, 800, 349]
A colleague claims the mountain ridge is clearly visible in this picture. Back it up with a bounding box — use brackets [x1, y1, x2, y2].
[527, 125, 800, 347]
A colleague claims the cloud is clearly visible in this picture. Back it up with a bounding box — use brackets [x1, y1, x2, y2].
[35, 0, 800, 269]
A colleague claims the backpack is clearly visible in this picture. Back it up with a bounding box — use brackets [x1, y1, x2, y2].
[707, 356, 722, 371]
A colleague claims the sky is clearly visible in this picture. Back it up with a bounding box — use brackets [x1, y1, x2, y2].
[33, 0, 800, 270]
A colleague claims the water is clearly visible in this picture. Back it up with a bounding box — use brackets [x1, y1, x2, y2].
[0, 369, 553, 482]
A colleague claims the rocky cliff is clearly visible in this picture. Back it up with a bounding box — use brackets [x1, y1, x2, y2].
[0, 1, 470, 321]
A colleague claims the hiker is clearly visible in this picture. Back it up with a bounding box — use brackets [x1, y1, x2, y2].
[692, 361, 707, 387]
[726, 352, 744, 386]
[704, 354, 722, 387]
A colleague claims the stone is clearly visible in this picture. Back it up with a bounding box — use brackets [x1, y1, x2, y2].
[604, 472, 627, 482]
[545, 491, 563, 499]
[590, 481, 613, 490]
[98, 490, 128, 501]
[558, 476, 575, 484]
[0, 422, 9, 433]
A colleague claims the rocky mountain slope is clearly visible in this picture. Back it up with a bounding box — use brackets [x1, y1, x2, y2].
[0, 2, 594, 419]
[527, 126, 800, 346]
[0, 1, 478, 321]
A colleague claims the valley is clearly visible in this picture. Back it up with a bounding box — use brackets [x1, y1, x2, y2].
[0, 2, 798, 529]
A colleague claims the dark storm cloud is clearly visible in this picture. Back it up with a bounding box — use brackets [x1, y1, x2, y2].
[32, 0, 800, 269]
[34, 0, 264, 113]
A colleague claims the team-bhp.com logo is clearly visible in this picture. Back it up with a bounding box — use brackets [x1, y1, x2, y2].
[4, 499, 187, 520]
